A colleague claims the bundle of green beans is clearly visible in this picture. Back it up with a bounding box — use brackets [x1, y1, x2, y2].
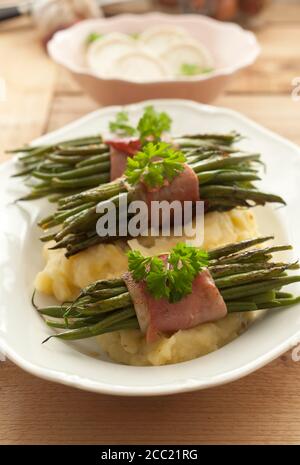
[38, 146, 285, 256]
[11, 132, 242, 202]
[10, 135, 109, 202]
[38, 236, 300, 343]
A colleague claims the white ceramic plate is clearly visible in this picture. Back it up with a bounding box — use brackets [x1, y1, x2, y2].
[1, 99, 300, 396]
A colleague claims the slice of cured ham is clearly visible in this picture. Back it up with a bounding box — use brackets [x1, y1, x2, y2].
[106, 138, 141, 181]
[123, 265, 227, 343]
[136, 163, 200, 205]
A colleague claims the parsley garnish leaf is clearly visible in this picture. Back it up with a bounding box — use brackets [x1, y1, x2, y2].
[146, 257, 169, 300]
[125, 142, 186, 189]
[86, 32, 103, 44]
[180, 63, 214, 76]
[127, 244, 209, 303]
[109, 106, 172, 142]
[109, 111, 137, 137]
[128, 250, 151, 281]
[137, 106, 172, 143]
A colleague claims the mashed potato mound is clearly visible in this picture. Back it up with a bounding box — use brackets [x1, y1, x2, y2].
[98, 313, 256, 366]
[35, 208, 259, 366]
[35, 241, 128, 302]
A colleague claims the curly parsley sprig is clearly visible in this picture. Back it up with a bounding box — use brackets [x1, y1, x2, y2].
[125, 141, 186, 189]
[109, 111, 137, 137]
[137, 106, 172, 143]
[109, 106, 172, 142]
[128, 244, 209, 303]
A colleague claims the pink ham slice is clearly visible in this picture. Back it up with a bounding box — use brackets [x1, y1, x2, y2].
[136, 163, 200, 206]
[105, 138, 141, 181]
[123, 267, 227, 343]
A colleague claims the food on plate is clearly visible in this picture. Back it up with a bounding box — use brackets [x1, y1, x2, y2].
[36, 140, 284, 257]
[35, 241, 128, 302]
[10, 104, 300, 367]
[37, 238, 300, 366]
[11, 107, 283, 216]
[35, 208, 258, 302]
[11, 107, 284, 256]
[84, 25, 214, 81]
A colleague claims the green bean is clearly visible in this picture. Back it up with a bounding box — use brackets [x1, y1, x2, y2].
[192, 154, 260, 173]
[208, 236, 274, 260]
[17, 188, 56, 201]
[214, 265, 289, 289]
[55, 206, 97, 240]
[39, 232, 57, 242]
[220, 276, 300, 300]
[205, 198, 251, 211]
[81, 278, 125, 295]
[48, 231, 94, 249]
[275, 291, 293, 299]
[33, 162, 110, 182]
[47, 153, 85, 165]
[216, 245, 292, 265]
[65, 235, 119, 256]
[177, 132, 240, 144]
[7, 146, 37, 154]
[17, 145, 53, 161]
[42, 307, 136, 342]
[13, 168, 34, 178]
[52, 173, 110, 189]
[210, 262, 293, 279]
[226, 301, 258, 312]
[76, 153, 110, 168]
[46, 317, 101, 329]
[58, 179, 125, 209]
[197, 170, 260, 185]
[56, 191, 131, 240]
[85, 286, 128, 300]
[38, 163, 68, 172]
[256, 296, 300, 309]
[57, 144, 107, 156]
[57, 135, 103, 148]
[38, 202, 95, 229]
[249, 291, 276, 304]
[49, 315, 139, 334]
[48, 193, 68, 203]
[175, 138, 239, 153]
[201, 185, 285, 205]
[73, 292, 132, 315]
[37, 305, 83, 318]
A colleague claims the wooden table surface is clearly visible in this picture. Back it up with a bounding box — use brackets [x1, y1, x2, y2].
[1, 2, 300, 445]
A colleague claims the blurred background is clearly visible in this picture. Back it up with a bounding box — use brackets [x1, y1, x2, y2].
[0, 0, 299, 150]
[0, 1, 282, 36]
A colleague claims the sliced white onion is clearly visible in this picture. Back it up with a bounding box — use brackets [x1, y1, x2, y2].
[139, 25, 189, 55]
[160, 40, 213, 77]
[110, 50, 169, 82]
[86, 32, 136, 76]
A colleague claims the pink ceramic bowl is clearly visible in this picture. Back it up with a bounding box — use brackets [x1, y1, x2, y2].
[48, 13, 260, 105]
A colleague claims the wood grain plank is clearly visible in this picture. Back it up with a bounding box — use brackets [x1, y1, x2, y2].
[0, 25, 57, 154]
[217, 94, 300, 144]
[0, 352, 299, 445]
[228, 24, 300, 94]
